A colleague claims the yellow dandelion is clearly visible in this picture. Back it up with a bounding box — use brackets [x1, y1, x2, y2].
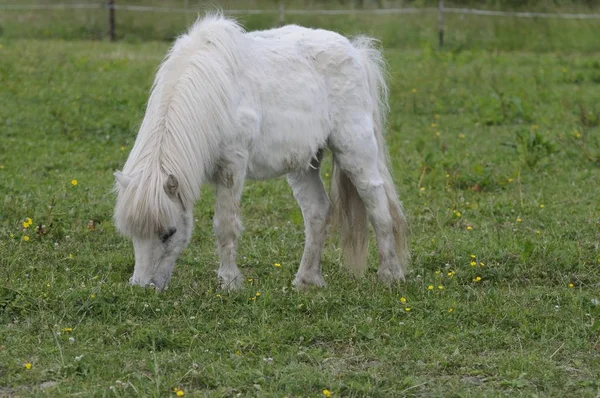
[435, 131, 441, 138]
[516, 218, 522, 223]
[325, 172, 329, 177]
[466, 226, 473, 231]
[448, 308, 454, 313]
[445, 173, 450, 178]
[479, 262, 485, 267]
[447, 271, 455, 277]
[273, 263, 281, 267]
[62, 327, 73, 333]
[71, 179, 78, 186]
[235, 350, 241, 355]
[24, 362, 32, 370]
[411, 88, 417, 94]
[427, 285, 434, 290]
[470, 261, 477, 266]
[22, 217, 33, 228]
[438, 285, 444, 290]
[473, 276, 482, 282]
[399, 297, 407, 303]
[568, 283, 574, 288]
[173, 387, 179, 392]
[176, 390, 185, 397]
[536, 230, 541, 235]
[255, 292, 261, 297]
[419, 187, 426, 192]
[540, 204, 545, 208]
[404, 307, 411, 312]
[431, 123, 437, 128]
[120, 146, 125, 151]
[435, 270, 441, 275]
[249, 297, 256, 301]
[23, 236, 30, 241]
[507, 178, 514, 183]
[247, 278, 253, 282]
[215, 294, 222, 298]
[454, 211, 462, 217]
[322, 389, 332, 398]
[90, 294, 96, 299]
[471, 254, 476, 259]
[459, 133, 466, 139]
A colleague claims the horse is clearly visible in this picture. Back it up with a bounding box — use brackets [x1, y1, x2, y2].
[113, 13, 410, 291]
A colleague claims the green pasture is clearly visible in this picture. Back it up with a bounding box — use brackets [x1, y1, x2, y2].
[1, 6, 600, 397]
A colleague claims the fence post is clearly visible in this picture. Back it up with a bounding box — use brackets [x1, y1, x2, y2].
[437, 0, 444, 48]
[278, 1, 285, 27]
[108, 0, 116, 41]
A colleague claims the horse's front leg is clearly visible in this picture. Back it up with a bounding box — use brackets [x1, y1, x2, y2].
[287, 166, 330, 289]
[213, 153, 247, 290]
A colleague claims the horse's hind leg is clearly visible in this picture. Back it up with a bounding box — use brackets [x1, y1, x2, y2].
[287, 161, 330, 289]
[213, 153, 247, 290]
[332, 128, 405, 282]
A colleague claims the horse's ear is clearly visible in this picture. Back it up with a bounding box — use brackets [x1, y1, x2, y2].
[164, 174, 179, 198]
[114, 171, 132, 188]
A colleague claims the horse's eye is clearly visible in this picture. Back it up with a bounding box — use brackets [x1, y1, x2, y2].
[160, 227, 177, 243]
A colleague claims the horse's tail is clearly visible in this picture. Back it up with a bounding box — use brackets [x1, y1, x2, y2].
[330, 36, 410, 277]
[331, 158, 369, 277]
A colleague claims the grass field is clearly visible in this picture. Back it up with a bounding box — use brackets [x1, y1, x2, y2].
[1, 8, 600, 398]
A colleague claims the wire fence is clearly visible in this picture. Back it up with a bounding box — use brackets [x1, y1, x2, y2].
[2, 2, 600, 17]
[1, 1, 600, 45]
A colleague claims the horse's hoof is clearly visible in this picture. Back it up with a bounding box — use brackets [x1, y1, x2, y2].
[129, 277, 165, 290]
[218, 273, 244, 291]
[377, 267, 405, 284]
[292, 274, 327, 290]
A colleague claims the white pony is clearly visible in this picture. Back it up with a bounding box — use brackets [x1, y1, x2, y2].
[113, 13, 409, 290]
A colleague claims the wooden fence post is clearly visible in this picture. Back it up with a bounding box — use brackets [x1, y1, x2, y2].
[438, 0, 444, 48]
[108, 0, 116, 41]
[278, 1, 285, 27]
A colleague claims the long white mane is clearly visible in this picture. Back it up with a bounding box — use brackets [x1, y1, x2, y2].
[114, 13, 245, 237]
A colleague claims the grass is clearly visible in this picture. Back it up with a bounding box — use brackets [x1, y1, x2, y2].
[1, 11, 600, 398]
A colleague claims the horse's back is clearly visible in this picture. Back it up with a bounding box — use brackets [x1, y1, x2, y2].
[249, 24, 371, 108]
[247, 24, 361, 72]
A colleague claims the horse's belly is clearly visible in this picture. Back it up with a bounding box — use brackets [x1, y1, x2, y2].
[245, 111, 329, 180]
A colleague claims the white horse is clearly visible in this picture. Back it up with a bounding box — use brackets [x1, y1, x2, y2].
[113, 13, 409, 290]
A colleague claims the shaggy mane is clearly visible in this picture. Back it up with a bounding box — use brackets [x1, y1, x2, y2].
[114, 13, 245, 237]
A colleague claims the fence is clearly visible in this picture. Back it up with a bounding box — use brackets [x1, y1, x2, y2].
[1, 1, 600, 46]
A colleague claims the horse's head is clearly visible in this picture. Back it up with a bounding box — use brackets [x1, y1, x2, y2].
[113, 171, 193, 290]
